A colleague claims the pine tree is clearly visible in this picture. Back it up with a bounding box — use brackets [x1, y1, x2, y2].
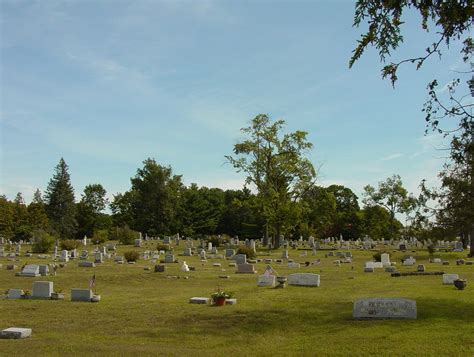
[45, 158, 77, 238]
[28, 189, 50, 232]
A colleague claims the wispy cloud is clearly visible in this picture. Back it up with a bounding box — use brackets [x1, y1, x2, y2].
[380, 153, 403, 161]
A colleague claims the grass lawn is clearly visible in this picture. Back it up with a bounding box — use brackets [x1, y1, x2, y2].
[1, 242, 473, 356]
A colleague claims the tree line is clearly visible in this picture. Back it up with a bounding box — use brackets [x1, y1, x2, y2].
[0, 117, 457, 247]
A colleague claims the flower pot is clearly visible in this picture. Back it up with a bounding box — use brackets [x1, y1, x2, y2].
[454, 279, 467, 290]
[215, 297, 226, 306]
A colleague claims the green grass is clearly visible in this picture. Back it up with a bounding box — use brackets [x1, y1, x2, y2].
[1, 243, 473, 356]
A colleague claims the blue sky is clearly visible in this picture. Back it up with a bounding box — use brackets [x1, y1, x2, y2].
[0, 0, 467, 204]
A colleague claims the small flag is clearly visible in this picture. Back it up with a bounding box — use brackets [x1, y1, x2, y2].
[89, 273, 96, 289]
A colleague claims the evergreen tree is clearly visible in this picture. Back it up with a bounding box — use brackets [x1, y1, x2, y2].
[27, 189, 50, 232]
[44, 158, 77, 239]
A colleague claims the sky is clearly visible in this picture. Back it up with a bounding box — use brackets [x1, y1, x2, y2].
[0, 0, 468, 205]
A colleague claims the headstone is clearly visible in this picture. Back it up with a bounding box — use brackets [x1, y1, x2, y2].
[416, 264, 425, 272]
[18, 264, 40, 277]
[442, 273, 459, 285]
[0, 328, 32, 339]
[282, 250, 289, 259]
[183, 248, 192, 256]
[364, 267, 375, 273]
[94, 252, 103, 264]
[399, 244, 407, 251]
[403, 257, 416, 266]
[234, 254, 247, 265]
[80, 251, 89, 260]
[236, 263, 256, 274]
[78, 261, 96, 268]
[32, 281, 53, 299]
[60, 250, 69, 262]
[181, 261, 189, 272]
[38, 265, 49, 276]
[257, 275, 276, 287]
[189, 297, 210, 304]
[288, 262, 301, 269]
[353, 298, 417, 319]
[71, 289, 93, 302]
[453, 241, 463, 252]
[200, 250, 206, 260]
[154, 264, 166, 273]
[381, 253, 391, 267]
[207, 242, 212, 251]
[7, 289, 24, 299]
[164, 254, 175, 263]
[134, 239, 142, 248]
[288, 273, 320, 287]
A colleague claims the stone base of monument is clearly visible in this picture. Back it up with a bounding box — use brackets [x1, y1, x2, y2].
[189, 297, 210, 304]
[353, 298, 417, 320]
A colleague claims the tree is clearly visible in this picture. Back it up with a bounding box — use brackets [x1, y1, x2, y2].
[350, 1, 473, 254]
[301, 186, 337, 238]
[363, 175, 417, 238]
[0, 195, 15, 240]
[76, 184, 109, 238]
[226, 114, 316, 246]
[111, 159, 183, 235]
[27, 189, 50, 232]
[44, 158, 77, 239]
[361, 205, 400, 240]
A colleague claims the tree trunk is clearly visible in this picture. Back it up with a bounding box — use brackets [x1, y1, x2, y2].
[470, 226, 474, 258]
[263, 222, 269, 246]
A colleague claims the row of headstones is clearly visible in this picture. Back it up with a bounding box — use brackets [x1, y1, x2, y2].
[6, 281, 98, 302]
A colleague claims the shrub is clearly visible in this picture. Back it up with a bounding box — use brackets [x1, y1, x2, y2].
[236, 245, 256, 259]
[32, 230, 56, 253]
[427, 244, 435, 256]
[124, 250, 139, 262]
[156, 243, 171, 252]
[112, 226, 138, 245]
[92, 229, 109, 244]
[60, 239, 81, 251]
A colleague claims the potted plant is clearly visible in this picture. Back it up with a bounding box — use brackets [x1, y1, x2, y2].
[454, 278, 467, 290]
[21, 290, 30, 299]
[211, 287, 232, 306]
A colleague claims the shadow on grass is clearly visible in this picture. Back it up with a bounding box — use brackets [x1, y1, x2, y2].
[168, 296, 474, 338]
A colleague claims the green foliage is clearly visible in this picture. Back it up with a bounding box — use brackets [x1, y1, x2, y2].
[156, 243, 171, 252]
[363, 175, 417, 238]
[32, 230, 56, 253]
[60, 239, 80, 251]
[211, 287, 233, 302]
[124, 250, 139, 262]
[45, 158, 77, 239]
[111, 226, 139, 245]
[236, 245, 256, 259]
[427, 244, 435, 256]
[226, 114, 316, 247]
[92, 229, 109, 244]
[76, 184, 110, 239]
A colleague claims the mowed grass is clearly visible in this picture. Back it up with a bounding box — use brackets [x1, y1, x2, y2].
[1, 243, 473, 356]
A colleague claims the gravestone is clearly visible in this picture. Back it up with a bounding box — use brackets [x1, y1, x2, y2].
[154, 264, 166, 273]
[453, 241, 463, 252]
[189, 297, 210, 304]
[183, 248, 192, 256]
[381, 253, 391, 267]
[78, 261, 95, 268]
[7, 289, 24, 299]
[164, 254, 175, 263]
[200, 250, 206, 260]
[403, 257, 416, 266]
[288, 262, 301, 269]
[207, 242, 212, 251]
[234, 254, 247, 265]
[59, 250, 69, 262]
[32, 281, 53, 299]
[257, 275, 276, 287]
[181, 261, 189, 272]
[282, 250, 289, 259]
[71, 289, 93, 302]
[236, 263, 256, 274]
[364, 267, 375, 273]
[38, 265, 49, 276]
[134, 239, 142, 247]
[225, 249, 235, 258]
[18, 264, 40, 277]
[0, 328, 32, 339]
[417, 264, 425, 272]
[353, 298, 417, 320]
[94, 252, 103, 264]
[288, 273, 320, 287]
[399, 244, 407, 251]
[80, 251, 89, 260]
[442, 273, 459, 285]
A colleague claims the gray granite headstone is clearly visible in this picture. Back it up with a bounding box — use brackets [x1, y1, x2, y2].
[353, 298, 417, 320]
